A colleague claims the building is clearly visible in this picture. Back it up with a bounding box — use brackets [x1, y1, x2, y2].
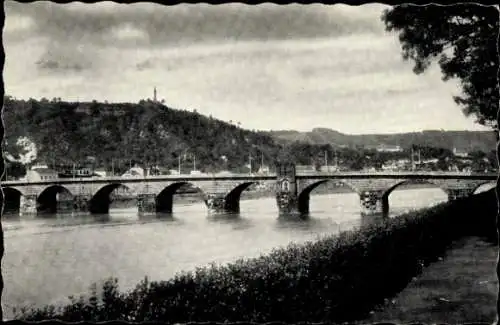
[319, 165, 339, 173]
[214, 170, 231, 176]
[296, 165, 316, 173]
[382, 159, 411, 171]
[258, 165, 271, 174]
[25, 166, 58, 182]
[94, 169, 107, 177]
[122, 166, 145, 177]
[148, 166, 170, 176]
[376, 144, 403, 153]
[453, 148, 469, 158]
[57, 165, 94, 178]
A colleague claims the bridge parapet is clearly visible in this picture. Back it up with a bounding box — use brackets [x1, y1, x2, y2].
[3, 169, 497, 218]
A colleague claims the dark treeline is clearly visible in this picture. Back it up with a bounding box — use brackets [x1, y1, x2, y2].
[269, 128, 498, 153]
[2, 96, 497, 178]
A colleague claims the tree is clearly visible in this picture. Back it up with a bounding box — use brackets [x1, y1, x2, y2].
[383, 4, 500, 314]
[382, 4, 499, 129]
[2, 161, 27, 180]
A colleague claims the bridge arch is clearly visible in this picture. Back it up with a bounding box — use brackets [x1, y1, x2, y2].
[297, 179, 357, 215]
[90, 183, 134, 214]
[381, 179, 449, 216]
[1, 187, 23, 216]
[383, 179, 448, 199]
[156, 182, 205, 214]
[224, 182, 256, 212]
[472, 181, 496, 194]
[37, 185, 74, 215]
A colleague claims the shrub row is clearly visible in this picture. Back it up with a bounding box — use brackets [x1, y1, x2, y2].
[16, 189, 498, 323]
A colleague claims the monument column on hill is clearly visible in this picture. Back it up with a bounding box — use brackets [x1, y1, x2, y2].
[275, 162, 300, 215]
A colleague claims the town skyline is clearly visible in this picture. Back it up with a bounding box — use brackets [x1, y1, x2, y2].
[4, 2, 493, 134]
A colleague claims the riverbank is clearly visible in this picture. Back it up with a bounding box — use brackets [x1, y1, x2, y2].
[361, 236, 498, 323]
[14, 189, 496, 322]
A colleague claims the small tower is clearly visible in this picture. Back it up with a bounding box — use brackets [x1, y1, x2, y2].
[153, 87, 157, 102]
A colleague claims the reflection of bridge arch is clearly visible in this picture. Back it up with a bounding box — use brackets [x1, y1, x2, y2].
[37, 185, 74, 215]
[156, 182, 205, 214]
[90, 183, 133, 214]
[1, 187, 23, 215]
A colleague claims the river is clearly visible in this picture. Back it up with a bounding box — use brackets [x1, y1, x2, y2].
[0, 186, 478, 318]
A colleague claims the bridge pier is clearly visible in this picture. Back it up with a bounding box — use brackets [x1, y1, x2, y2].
[73, 194, 91, 213]
[56, 200, 74, 214]
[19, 194, 37, 217]
[276, 192, 301, 215]
[359, 190, 389, 216]
[275, 162, 303, 216]
[137, 193, 157, 215]
[55, 192, 75, 214]
[204, 193, 239, 214]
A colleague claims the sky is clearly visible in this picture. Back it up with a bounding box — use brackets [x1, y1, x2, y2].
[3, 1, 493, 134]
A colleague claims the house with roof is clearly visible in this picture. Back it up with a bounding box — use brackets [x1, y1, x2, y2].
[453, 147, 469, 158]
[376, 144, 403, 153]
[122, 166, 145, 177]
[25, 166, 58, 182]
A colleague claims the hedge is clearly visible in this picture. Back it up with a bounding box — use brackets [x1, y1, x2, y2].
[15, 189, 497, 323]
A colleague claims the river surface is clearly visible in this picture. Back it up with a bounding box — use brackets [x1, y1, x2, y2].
[0, 187, 472, 318]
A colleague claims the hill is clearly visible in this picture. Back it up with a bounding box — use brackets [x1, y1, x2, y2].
[267, 128, 496, 153]
[2, 97, 283, 174]
[2, 97, 496, 176]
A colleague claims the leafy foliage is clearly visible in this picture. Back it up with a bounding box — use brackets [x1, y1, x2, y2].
[382, 4, 499, 128]
[15, 190, 497, 322]
[2, 97, 283, 173]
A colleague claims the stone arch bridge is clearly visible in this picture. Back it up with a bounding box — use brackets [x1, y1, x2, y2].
[0, 167, 497, 217]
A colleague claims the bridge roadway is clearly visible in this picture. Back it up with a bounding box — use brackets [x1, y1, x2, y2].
[0, 170, 497, 217]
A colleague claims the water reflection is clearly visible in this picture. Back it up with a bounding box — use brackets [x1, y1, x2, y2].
[206, 211, 241, 221]
[275, 214, 336, 233]
[206, 214, 253, 232]
[277, 212, 310, 221]
[359, 213, 388, 230]
[143, 212, 174, 221]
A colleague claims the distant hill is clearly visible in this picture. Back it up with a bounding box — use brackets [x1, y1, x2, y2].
[267, 128, 497, 153]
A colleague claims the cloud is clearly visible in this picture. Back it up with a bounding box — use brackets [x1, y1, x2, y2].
[36, 59, 87, 72]
[6, 3, 484, 134]
[5, 2, 387, 49]
[136, 59, 155, 71]
[4, 2, 390, 78]
[34, 45, 95, 74]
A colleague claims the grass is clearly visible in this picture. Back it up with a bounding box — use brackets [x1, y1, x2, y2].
[362, 236, 498, 323]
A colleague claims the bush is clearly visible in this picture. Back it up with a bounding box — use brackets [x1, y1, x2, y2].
[15, 189, 497, 322]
